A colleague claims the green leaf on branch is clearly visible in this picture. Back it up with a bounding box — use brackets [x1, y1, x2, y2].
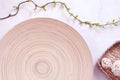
[112, 19, 115, 23]
[43, 7, 46, 11]
[27, 0, 31, 2]
[13, 6, 19, 10]
[53, 0, 56, 7]
[34, 7, 37, 11]
[113, 23, 118, 26]
[85, 21, 90, 24]
[69, 13, 73, 16]
[34, 5, 37, 11]
[74, 15, 78, 19]
[41, 6, 46, 11]
[66, 8, 70, 11]
[92, 23, 100, 26]
[61, 3, 65, 8]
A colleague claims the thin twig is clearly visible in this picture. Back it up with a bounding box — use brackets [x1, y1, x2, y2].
[0, 0, 120, 28]
[0, 1, 29, 20]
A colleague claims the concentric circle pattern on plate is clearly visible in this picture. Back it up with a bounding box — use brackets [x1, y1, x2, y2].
[0, 18, 93, 80]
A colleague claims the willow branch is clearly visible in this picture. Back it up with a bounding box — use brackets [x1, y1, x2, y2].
[0, 0, 120, 28]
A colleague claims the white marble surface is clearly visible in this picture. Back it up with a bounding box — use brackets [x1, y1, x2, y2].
[0, 0, 120, 80]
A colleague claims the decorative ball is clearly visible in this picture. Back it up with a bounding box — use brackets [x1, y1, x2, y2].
[101, 57, 112, 68]
[112, 60, 120, 76]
